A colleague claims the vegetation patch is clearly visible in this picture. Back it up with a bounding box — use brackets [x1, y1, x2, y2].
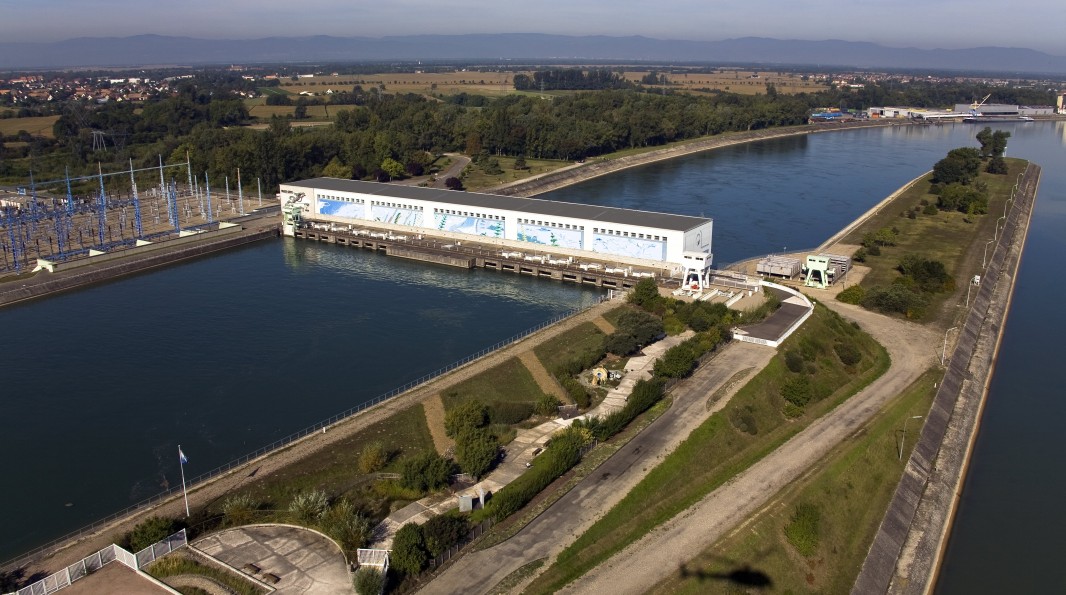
[442, 357, 544, 418]
[526, 304, 889, 594]
[652, 368, 940, 594]
[147, 551, 267, 595]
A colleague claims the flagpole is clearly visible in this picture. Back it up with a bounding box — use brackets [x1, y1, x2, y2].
[179, 445, 190, 518]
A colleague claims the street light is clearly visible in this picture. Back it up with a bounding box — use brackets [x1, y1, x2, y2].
[983, 238, 995, 269]
[900, 415, 924, 461]
[941, 326, 958, 365]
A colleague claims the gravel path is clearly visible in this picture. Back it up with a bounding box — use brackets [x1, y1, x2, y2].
[422, 395, 453, 455]
[560, 303, 938, 594]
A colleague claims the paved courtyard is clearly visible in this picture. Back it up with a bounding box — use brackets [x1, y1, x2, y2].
[194, 525, 352, 595]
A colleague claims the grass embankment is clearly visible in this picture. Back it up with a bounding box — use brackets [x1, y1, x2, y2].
[843, 158, 1025, 327]
[532, 321, 607, 373]
[213, 403, 434, 521]
[146, 551, 267, 595]
[526, 304, 890, 594]
[651, 367, 940, 594]
[460, 155, 573, 191]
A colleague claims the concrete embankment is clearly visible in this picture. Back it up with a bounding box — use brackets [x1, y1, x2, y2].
[488, 121, 903, 197]
[852, 164, 1040, 594]
[0, 217, 279, 308]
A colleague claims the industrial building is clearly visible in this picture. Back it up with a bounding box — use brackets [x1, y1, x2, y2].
[279, 178, 714, 286]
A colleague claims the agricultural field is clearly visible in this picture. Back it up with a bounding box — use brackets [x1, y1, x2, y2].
[0, 115, 60, 138]
[280, 71, 517, 98]
[247, 104, 334, 120]
[622, 69, 829, 95]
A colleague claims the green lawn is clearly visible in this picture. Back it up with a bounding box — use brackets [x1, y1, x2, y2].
[461, 156, 573, 191]
[532, 321, 608, 374]
[652, 368, 940, 594]
[442, 357, 545, 410]
[527, 304, 890, 594]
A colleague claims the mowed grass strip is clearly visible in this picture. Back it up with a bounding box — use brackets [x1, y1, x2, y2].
[652, 367, 940, 594]
[248, 104, 333, 120]
[441, 356, 545, 410]
[0, 115, 60, 138]
[526, 305, 890, 594]
[531, 321, 607, 374]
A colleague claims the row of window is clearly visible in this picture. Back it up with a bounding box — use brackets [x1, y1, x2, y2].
[435, 208, 502, 221]
[593, 228, 665, 241]
[317, 194, 364, 204]
[372, 200, 420, 211]
[516, 218, 584, 231]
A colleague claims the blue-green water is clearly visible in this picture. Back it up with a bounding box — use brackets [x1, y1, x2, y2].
[4, 123, 1065, 589]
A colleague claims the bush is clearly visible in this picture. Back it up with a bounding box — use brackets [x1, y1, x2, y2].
[897, 255, 955, 294]
[867, 244, 881, 256]
[221, 494, 258, 527]
[837, 285, 865, 305]
[557, 374, 591, 408]
[852, 247, 867, 263]
[923, 203, 939, 215]
[487, 400, 534, 425]
[353, 567, 385, 595]
[833, 341, 863, 366]
[127, 516, 177, 553]
[391, 524, 428, 575]
[861, 284, 928, 318]
[445, 400, 489, 438]
[455, 428, 499, 479]
[422, 513, 469, 556]
[653, 342, 698, 378]
[780, 376, 811, 407]
[784, 350, 805, 373]
[485, 426, 589, 521]
[400, 451, 452, 492]
[358, 441, 388, 474]
[606, 309, 664, 356]
[289, 490, 329, 524]
[535, 393, 561, 416]
[784, 503, 821, 557]
[321, 499, 371, 552]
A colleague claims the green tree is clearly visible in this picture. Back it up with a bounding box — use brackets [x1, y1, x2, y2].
[358, 441, 388, 474]
[976, 126, 994, 158]
[390, 523, 428, 576]
[127, 516, 177, 552]
[422, 513, 469, 556]
[444, 400, 489, 437]
[932, 147, 981, 185]
[627, 278, 660, 310]
[320, 499, 371, 553]
[455, 428, 499, 479]
[353, 567, 385, 595]
[321, 157, 352, 179]
[400, 451, 452, 492]
[381, 157, 405, 180]
[513, 155, 528, 170]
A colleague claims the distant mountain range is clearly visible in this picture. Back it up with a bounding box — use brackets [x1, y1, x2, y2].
[2, 33, 1066, 75]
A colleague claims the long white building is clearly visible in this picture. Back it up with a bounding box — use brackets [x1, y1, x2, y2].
[279, 178, 714, 285]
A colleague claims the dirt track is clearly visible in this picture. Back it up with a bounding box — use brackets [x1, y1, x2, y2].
[559, 303, 938, 594]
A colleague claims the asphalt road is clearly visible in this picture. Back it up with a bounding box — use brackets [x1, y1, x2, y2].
[419, 341, 777, 595]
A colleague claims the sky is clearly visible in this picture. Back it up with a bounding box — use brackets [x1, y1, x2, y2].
[3, 0, 1065, 56]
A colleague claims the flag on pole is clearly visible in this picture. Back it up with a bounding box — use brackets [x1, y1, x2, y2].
[179, 447, 188, 465]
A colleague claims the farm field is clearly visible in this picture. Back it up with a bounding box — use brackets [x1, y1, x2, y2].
[0, 115, 60, 138]
[622, 69, 829, 94]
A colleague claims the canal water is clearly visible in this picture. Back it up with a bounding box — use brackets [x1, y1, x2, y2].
[4, 122, 1064, 587]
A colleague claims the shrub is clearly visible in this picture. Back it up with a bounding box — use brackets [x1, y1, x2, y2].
[653, 342, 697, 378]
[837, 285, 865, 305]
[391, 524, 428, 575]
[923, 203, 939, 215]
[358, 441, 388, 474]
[353, 567, 385, 595]
[422, 513, 469, 556]
[833, 341, 863, 366]
[867, 244, 881, 256]
[852, 247, 867, 263]
[488, 401, 534, 425]
[557, 374, 591, 408]
[784, 350, 805, 373]
[221, 494, 258, 527]
[400, 451, 452, 493]
[784, 503, 821, 557]
[861, 284, 928, 318]
[455, 428, 499, 479]
[730, 404, 758, 435]
[485, 426, 588, 521]
[289, 490, 329, 524]
[321, 499, 371, 552]
[127, 516, 177, 553]
[445, 401, 489, 438]
[535, 393, 561, 416]
[780, 376, 811, 407]
[606, 309, 664, 356]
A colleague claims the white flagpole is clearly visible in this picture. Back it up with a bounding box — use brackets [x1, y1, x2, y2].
[179, 445, 190, 518]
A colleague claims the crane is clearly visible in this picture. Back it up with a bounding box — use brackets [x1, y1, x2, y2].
[969, 94, 992, 116]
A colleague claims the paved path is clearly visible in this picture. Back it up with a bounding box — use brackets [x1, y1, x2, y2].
[194, 525, 352, 595]
[559, 303, 937, 594]
[419, 341, 776, 595]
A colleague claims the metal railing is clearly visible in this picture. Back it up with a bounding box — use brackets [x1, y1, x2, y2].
[2, 303, 596, 572]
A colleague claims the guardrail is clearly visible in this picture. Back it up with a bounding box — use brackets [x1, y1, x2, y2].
[2, 302, 597, 572]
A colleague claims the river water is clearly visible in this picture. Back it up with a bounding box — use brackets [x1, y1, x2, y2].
[4, 123, 1064, 587]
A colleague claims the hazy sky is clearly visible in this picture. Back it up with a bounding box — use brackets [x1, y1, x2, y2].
[3, 0, 1065, 55]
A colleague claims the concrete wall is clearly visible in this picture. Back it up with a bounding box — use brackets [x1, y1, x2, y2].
[852, 164, 1040, 594]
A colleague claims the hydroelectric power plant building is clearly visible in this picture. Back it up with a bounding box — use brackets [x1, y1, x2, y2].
[279, 178, 714, 287]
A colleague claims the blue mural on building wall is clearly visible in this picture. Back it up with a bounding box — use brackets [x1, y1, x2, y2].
[317, 198, 365, 219]
[517, 224, 583, 249]
[433, 214, 504, 237]
[592, 234, 666, 261]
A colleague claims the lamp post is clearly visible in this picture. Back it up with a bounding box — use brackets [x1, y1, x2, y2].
[900, 415, 924, 461]
[995, 215, 1006, 242]
[966, 274, 980, 307]
[941, 326, 958, 366]
[983, 238, 995, 269]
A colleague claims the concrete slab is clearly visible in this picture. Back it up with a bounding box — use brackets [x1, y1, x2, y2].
[193, 525, 352, 595]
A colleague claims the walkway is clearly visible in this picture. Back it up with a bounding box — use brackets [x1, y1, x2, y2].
[194, 525, 352, 595]
[372, 332, 694, 549]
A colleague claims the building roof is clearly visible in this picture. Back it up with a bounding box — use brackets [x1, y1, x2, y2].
[283, 178, 710, 232]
